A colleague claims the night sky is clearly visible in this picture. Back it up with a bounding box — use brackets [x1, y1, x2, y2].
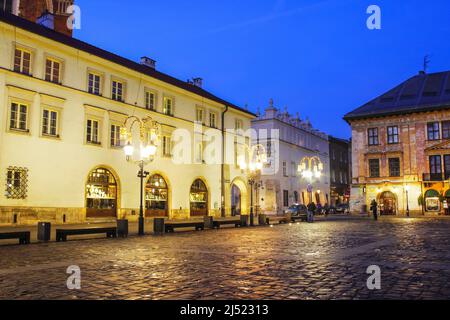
[74, 0, 450, 139]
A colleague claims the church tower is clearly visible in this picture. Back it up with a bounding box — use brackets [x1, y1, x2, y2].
[6, 0, 75, 37]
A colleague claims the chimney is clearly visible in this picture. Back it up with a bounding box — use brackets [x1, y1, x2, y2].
[36, 10, 54, 30]
[140, 56, 156, 69]
[192, 77, 203, 88]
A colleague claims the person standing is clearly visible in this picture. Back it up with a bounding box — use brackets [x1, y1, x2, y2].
[370, 199, 378, 221]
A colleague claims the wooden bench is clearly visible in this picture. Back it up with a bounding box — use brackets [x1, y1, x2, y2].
[0, 232, 31, 245]
[56, 227, 117, 242]
[212, 219, 241, 229]
[165, 221, 205, 233]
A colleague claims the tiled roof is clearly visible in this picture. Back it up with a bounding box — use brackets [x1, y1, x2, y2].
[344, 71, 450, 122]
[0, 11, 255, 117]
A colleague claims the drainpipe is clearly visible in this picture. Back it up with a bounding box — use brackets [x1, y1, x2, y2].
[221, 105, 229, 217]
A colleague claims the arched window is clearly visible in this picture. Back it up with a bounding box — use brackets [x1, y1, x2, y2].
[190, 179, 208, 216]
[146, 174, 169, 217]
[86, 168, 117, 218]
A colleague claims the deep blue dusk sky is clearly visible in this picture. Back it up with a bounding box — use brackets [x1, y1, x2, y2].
[74, 0, 450, 139]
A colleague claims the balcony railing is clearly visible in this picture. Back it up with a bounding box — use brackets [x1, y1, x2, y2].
[423, 173, 449, 182]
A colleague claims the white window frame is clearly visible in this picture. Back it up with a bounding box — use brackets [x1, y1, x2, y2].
[145, 90, 157, 111]
[9, 101, 29, 133]
[209, 112, 217, 128]
[86, 118, 101, 145]
[163, 96, 174, 116]
[110, 123, 123, 148]
[196, 107, 204, 124]
[13, 47, 32, 75]
[41, 106, 60, 138]
[45, 57, 62, 84]
[87, 71, 102, 95]
[162, 135, 172, 157]
[111, 79, 125, 102]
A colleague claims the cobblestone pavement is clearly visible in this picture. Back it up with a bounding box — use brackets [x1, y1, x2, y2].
[1, 217, 450, 300]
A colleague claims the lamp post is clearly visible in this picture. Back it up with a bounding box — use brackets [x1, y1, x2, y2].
[405, 185, 410, 217]
[238, 144, 267, 226]
[121, 116, 161, 236]
[298, 156, 324, 205]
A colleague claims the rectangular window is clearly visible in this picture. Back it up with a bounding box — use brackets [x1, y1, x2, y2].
[388, 158, 401, 177]
[162, 136, 172, 157]
[368, 128, 379, 146]
[430, 155, 442, 174]
[88, 73, 101, 95]
[387, 126, 399, 144]
[283, 190, 289, 207]
[291, 161, 296, 177]
[209, 112, 217, 128]
[427, 122, 440, 141]
[444, 155, 450, 180]
[110, 124, 122, 147]
[235, 119, 243, 131]
[196, 108, 204, 124]
[86, 119, 100, 145]
[163, 97, 173, 116]
[14, 48, 31, 74]
[145, 91, 156, 111]
[42, 109, 58, 137]
[112, 80, 124, 101]
[442, 121, 450, 140]
[6, 167, 28, 199]
[9, 102, 28, 131]
[369, 159, 380, 178]
[45, 58, 61, 83]
[283, 161, 288, 177]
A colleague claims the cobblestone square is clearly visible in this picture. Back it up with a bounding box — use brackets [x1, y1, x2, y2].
[1, 217, 450, 300]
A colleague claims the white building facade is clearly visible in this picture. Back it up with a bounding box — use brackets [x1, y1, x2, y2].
[0, 13, 254, 225]
[252, 100, 330, 215]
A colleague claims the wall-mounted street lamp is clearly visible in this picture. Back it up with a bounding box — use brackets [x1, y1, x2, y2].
[238, 144, 268, 226]
[121, 116, 161, 236]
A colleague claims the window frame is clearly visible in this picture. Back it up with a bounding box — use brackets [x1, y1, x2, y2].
[442, 121, 450, 140]
[9, 101, 29, 133]
[195, 107, 204, 124]
[87, 71, 102, 96]
[41, 106, 61, 138]
[427, 122, 441, 141]
[388, 157, 401, 177]
[13, 47, 32, 75]
[163, 96, 174, 116]
[110, 123, 123, 148]
[209, 111, 217, 128]
[429, 155, 442, 174]
[368, 128, 379, 146]
[111, 78, 125, 102]
[145, 89, 157, 111]
[369, 158, 380, 178]
[387, 126, 399, 144]
[86, 118, 101, 146]
[44, 57, 62, 84]
[162, 135, 172, 158]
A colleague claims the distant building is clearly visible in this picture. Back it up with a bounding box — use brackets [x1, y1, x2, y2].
[1, 0, 75, 36]
[328, 136, 351, 206]
[344, 70, 450, 216]
[252, 100, 330, 215]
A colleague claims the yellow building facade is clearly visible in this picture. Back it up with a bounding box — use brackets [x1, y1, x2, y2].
[0, 13, 255, 225]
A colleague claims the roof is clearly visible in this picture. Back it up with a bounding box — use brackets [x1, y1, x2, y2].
[343, 71, 450, 122]
[0, 11, 255, 117]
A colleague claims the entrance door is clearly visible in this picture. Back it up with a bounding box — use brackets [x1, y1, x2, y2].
[380, 191, 396, 215]
[231, 184, 242, 216]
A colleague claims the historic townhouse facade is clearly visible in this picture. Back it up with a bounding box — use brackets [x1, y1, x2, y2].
[345, 71, 450, 216]
[0, 12, 255, 225]
[328, 136, 351, 206]
[251, 100, 330, 215]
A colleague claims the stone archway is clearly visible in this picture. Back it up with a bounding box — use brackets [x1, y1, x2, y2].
[228, 177, 249, 216]
[378, 191, 397, 215]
